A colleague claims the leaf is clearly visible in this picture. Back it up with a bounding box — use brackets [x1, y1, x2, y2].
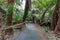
[15, 0, 21, 5]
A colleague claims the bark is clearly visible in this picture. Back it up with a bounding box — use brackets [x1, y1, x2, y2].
[7, 0, 14, 26]
[7, 0, 14, 4]
[54, 0, 60, 33]
[51, 0, 60, 30]
[29, 0, 31, 10]
[23, 0, 29, 22]
[51, 10, 58, 30]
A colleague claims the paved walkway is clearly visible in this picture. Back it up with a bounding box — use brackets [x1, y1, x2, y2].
[12, 23, 42, 40]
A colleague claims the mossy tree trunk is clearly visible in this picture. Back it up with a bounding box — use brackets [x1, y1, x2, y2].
[7, 0, 14, 26]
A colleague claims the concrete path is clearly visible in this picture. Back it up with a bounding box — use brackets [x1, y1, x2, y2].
[12, 23, 42, 40]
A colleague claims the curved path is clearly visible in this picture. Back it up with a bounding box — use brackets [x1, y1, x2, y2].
[12, 23, 42, 40]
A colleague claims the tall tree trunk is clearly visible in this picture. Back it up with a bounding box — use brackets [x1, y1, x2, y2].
[51, 0, 59, 30]
[51, 10, 58, 30]
[54, 0, 60, 34]
[23, 0, 30, 22]
[7, 0, 14, 26]
[29, 0, 31, 10]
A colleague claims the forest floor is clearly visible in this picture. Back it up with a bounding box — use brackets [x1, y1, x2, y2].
[0, 22, 60, 40]
[35, 24, 58, 40]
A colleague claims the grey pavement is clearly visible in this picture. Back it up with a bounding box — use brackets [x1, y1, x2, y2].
[12, 23, 42, 40]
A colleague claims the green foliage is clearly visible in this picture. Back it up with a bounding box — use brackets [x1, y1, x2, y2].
[32, 0, 57, 23]
[32, 13, 40, 19]
[0, 0, 7, 8]
[7, 4, 14, 15]
[12, 10, 24, 24]
[15, 0, 21, 5]
[0, 0, 5, 5]
[1, 0, 57, 25]
[27, 11, 32, 21]
[6, 4, 14, 25]
[6, 4, 14, 17]
[44, 27, 49, 32]
[13, 13, 24, 23]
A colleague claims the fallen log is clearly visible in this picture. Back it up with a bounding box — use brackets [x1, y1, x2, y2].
[0, 21, 27, 36]
[0, 21, 27, 31]
[0, 22, 27, 40]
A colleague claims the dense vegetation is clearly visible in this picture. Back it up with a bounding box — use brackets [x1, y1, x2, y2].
[0, 0, 60, 34]
[0, 0, 60, 40]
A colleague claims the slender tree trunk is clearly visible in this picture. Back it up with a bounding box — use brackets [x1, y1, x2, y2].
[23, 0, 30, 22]
[7, 0, 14, 26]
